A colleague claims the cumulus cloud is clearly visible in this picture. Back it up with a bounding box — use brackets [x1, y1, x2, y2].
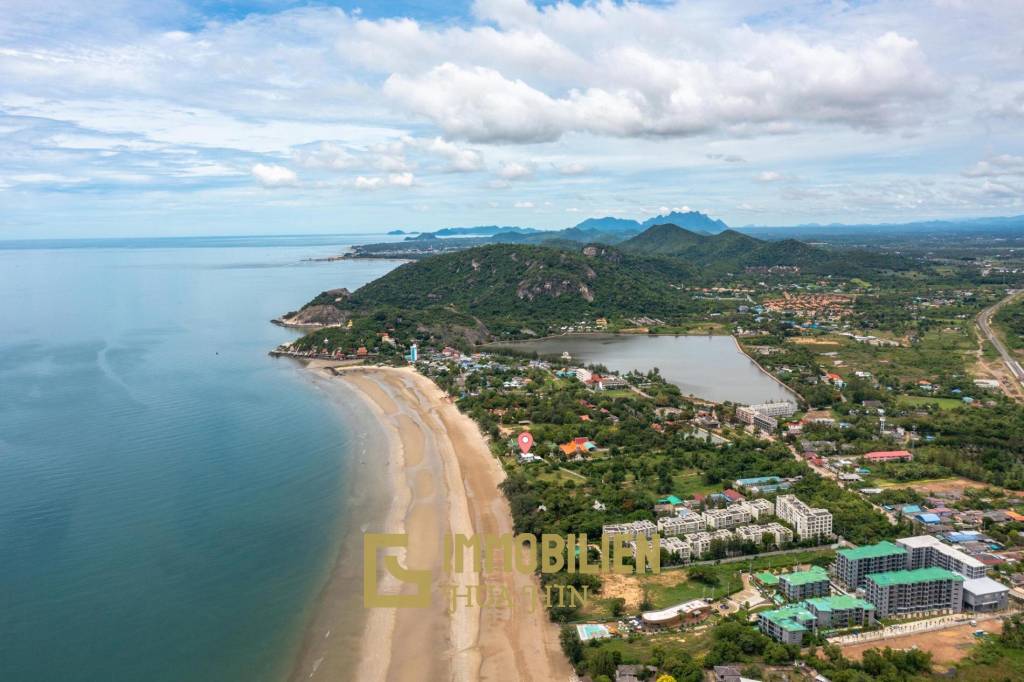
[963, 155, 1024, 178]
[415, 136, 484, 172]
[251, 163, 297, 187]
[756, 171, 785, 182]
[498, 160, 533, 179]
[556, 162, 588, 175]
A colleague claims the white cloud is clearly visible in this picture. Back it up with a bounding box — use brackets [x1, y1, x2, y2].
[556, 162, 587, 175]
[963, 155, 1024, 178]
[416, 136, 484, 172]
[513, 200, 534, 208]
[756, 171, 784, 182]
[251, 163, 297, 187]
[388, 172, 415, 187]
[355, 175, 383, 190]
[498, 160, 533, 179]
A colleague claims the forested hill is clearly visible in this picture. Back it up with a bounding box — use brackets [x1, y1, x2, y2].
[620, 224, 907, 274]
[303, 243, 697, 330]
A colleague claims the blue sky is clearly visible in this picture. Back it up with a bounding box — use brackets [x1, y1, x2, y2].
[1, 0, 1023, 237]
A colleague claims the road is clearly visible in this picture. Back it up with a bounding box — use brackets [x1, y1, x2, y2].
[977, 290, 1024, 385]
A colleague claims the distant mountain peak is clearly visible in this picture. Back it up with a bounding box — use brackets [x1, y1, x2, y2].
[640, 210, 729, 233]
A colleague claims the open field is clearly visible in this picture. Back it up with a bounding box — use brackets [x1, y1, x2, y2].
[897, 395, 965, 410]
[841, 618, 1002, 665]
[875, 476, 998, 494]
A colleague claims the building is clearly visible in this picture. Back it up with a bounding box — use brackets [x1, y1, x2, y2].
[962, 577, 1010, 612]
[741, 498, 776, 520]
[686, 532, 712, 558]
[865, 568, 964, 618]
[776, 494, 833, 540]
[748, 401, 798, 418]
[602, 520, 657, 540]
[863, 450, 913, 463]
[803, 595, 876, 630]
[735, 523, 792, 547]
[657, 512, 706, 537]
[758, 595, 877, 644]
[780, 566, 831, 601]
[836, 541, 908, 589]
[897, 535, 987, 579]
[659, 536, 692, 562]
[757, 604, 817, 645]
[574, 368, 592, 383]
[733, 477, 790, 495]
[703, 506, 752, 530]
[736, 406, 778, 433]
[641, 599, 712, 628]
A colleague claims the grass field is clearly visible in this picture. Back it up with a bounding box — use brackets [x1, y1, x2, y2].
[897, 395, 965, 410]
[670, 469, 720, 498]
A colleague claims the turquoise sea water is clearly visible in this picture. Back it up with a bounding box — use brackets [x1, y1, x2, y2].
[0, 236, 400, 682]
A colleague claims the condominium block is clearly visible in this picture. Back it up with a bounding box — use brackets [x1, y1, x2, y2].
[780, 566, 831, 601]
[602, 520, 657, 540]
[738, 498, 775, 520]
[660, 536, 692, 562]
[864, 568, 964, 618]
[703, 506, 752, 530]
[758, 595, 876, 645]
[835, 541, 908, 589]
[734, 523, 792, 547]
[776, 494, 833, 540]
[896, 535, 986, 579]
[962, 577, 1010, 612]
[686, 532, 712, 559]
[657, 512, 706, 537]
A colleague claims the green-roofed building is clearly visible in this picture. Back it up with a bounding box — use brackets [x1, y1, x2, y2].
[657, 495, 684, 507]
[755, 571, 779, 587]
[804, 595, 876, 629]
[836, 540, 908, 589]
[760, 596, 878, 643]
[865, 567, 964, 618]
[780, 565, 831, 601]
[757, 604, 817, 645]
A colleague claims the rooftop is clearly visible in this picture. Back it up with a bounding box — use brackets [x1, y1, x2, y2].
[839, 540, 907, 561]
[867, 567, 964, 587]
[759, 605, 816, 632]
[755, 571, 780, 586]
[781, 566, 830, 587]
[962, 577, 1010, 596]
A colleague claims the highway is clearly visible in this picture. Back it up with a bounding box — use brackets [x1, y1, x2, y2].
[977, 290, 1024, 384]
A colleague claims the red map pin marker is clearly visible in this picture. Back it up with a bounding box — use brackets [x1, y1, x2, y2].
[518, 432, 534, 454]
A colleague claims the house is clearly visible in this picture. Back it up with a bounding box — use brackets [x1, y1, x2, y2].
[864, 450, 913, 463]
[723, 489, 746, 503]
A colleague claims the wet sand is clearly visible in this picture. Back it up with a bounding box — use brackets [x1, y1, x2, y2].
[288, 365, 571, 681]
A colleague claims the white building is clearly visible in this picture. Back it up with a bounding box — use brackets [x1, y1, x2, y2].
[703, 506, 752, 530]
[602, 520, 657, 540]
[896, 535, 987, 579]
[574, 367, 592, 383]
[738, 498, 775, 520]
[660, 536, 692, 562]
[748, 401, 798, 418]
[658, 513, 707, 537]
[776, 494, 833, 540]
[686, 532, 712, 558]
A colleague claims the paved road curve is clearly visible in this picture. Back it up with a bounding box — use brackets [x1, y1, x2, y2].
[977, 290, 1024, 384]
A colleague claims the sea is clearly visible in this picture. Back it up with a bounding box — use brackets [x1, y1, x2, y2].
[0, 235, 402, 682]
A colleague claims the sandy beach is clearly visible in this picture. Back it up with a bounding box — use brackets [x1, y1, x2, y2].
[288, 363, 571, 682]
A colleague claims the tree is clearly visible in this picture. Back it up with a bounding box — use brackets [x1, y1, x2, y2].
[559, 626, 583, 666]
[609, 597, 626, 617]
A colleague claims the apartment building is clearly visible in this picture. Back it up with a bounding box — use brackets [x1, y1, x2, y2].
[660, 536, 692, 562]
[734, 522, 793, 547]
[748, 401, 798, 418]
[703, 506, 752, 530]
[657, 513, 706, 537]
[864, 567, 964, 618]
[896, 535, 987, 579]
[686, 532, 712, 559]
[758, 595, 876, 645]
[602, 520, 658, 540]
[776, 494, 833, 540]
[835, 541, 908, 589]
[739, 498, 775, 520]
[735, 406, 777, 433]
[780, 566, 831, 601]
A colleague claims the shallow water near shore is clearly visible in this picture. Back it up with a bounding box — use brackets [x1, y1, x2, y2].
[0, 236, 400, 682]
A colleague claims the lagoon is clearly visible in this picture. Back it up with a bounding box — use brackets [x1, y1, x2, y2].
[498, 334, 796, 404]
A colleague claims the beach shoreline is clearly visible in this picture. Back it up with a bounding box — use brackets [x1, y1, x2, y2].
[286, 361, 571, 682]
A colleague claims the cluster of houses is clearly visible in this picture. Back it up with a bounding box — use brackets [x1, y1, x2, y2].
[756, 533, 1012, 645]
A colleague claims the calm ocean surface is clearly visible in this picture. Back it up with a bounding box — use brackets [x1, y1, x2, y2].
[0, 236, 400, 682]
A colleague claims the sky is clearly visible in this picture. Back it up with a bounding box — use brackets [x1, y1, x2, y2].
[1, 0, 1023, 238]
